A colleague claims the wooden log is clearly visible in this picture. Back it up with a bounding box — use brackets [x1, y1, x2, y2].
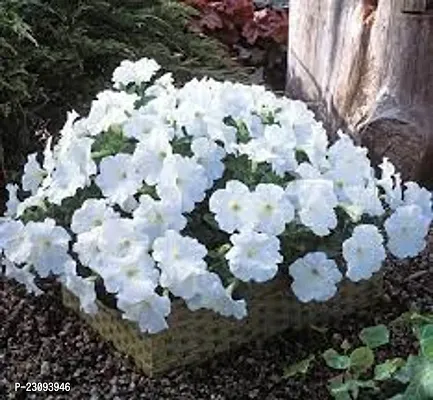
[287, 0, 433, 187]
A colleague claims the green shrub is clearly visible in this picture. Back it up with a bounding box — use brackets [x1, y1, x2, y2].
[0, 0, 247, 177]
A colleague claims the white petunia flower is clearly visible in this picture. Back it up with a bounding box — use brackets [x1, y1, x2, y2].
[156, 154, 209, 213]
[122, 112, 167, 141]
[73, 227, 104, 271]
[83, 90, 139, 136]
[276, 102, 328, 169]
[3, 257, 43, 296]
[152, 230, 207, 268]
[97, 218, 151, 264]
[384, 205, 431, 258]
[226, 230, 282, 283]
[325, 133, 373, 190]
[44, 136, 96, 205]
[21, 154, 46, 194]
[250, 183, 295, 235]
[186, 273, 247, 320]
[112, 58, 161, 89]
[102, 249, 158, 294]
[63, 261, 98, 315]
[117, 279, 171, 334]
[295, 179, 338, 236]
[237, 124, 298, 177]
[145, 73, 176, 98]
[403, 182, 433, 219]
[159, 260, 209, 301]
[131, 131, 173, 185]
[191, 137, 226, 183]
[175, 78, 225, 139]
[209, 180, 252, 233]
[133, 195, 186, 243]
[289, 252, 342, 302]
[71, 199, 119, 234]
[262, 124, 298, 176]
[44, 162, 87, 205]
[0, 219, 32, 265]
[295, 162, 322, 179]
[5, 184, 20, 218]
[95, 153, 143, 206]
[24, 219, 72, 278]
[342, 181, 385, 221]
[342, 225, 386, 282]
[376, 158, 403, 210]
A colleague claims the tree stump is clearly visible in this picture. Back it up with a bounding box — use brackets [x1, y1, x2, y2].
[287, 0, 433, 187]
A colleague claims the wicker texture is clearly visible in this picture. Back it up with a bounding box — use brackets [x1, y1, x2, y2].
[62, 273, 383, 376]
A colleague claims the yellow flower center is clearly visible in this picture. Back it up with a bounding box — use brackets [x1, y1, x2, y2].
[229, 201, 241, 212]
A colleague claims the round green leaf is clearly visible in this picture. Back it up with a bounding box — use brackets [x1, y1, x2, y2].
[359, 324, 390, 349]
[374, 358, 405, 381]
[323, 349, 351, 370]
[350, 347, 375, 372]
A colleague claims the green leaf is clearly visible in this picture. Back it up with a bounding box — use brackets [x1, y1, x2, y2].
[359, 324, 390, 349]
[328, 377, 377, 400]
[349, 380, 378, 399]
[391, 312, 433, 329]
[349, 347, 375, 373]
[283, 354, 315, 378]
[203, 213, 220, 230]
[328, 375, 352, 400]
[420, 325, 433, 359]
[323, 349, 351, 370]
[394, 355, 428, 384]
[374, 358, 405, 381]
[402, 362, 433, 400]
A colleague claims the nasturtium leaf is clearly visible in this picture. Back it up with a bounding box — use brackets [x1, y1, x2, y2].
[374, 358, 405, 381]
[359, 324, 390, 349]
[323, 349, 351, 370]
[283, 354, 315, 378]
[420, 324, 433, 359]
[349, 347, 375, 372]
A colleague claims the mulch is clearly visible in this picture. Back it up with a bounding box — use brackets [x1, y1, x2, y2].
[1, 232, 432, 400]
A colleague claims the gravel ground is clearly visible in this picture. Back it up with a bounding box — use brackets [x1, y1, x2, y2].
[1, 233, 432, 400]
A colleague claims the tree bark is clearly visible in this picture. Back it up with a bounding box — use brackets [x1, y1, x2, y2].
[287, 0, 433, 187]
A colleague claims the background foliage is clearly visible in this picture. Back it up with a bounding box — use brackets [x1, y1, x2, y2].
[0, 0, 247, 183]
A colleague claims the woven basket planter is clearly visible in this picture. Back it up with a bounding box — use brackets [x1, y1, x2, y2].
[62, 272, 383, 376]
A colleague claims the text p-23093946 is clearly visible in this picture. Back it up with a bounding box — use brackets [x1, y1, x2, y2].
[14, 382, 71, 392]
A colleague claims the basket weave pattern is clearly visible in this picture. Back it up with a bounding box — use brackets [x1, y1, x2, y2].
[62, 273, 383, 376]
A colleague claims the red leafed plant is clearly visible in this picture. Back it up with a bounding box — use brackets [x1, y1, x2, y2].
[182, 0, 288, 46]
